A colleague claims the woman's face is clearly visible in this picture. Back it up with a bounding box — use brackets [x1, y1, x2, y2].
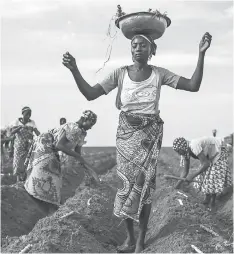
[131, 37, 151, 63]
[22, 111, 31, 122]
[60, 119, 66, 125]
[82, 119, 94, 131]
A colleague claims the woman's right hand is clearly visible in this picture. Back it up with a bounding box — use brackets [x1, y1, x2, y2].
[12, 125, 23, 134]
[62, 52, 78, 72]
[84, 163, 100, 183]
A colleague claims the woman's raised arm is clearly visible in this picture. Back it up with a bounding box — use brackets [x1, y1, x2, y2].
[62, 52, 105, 101]
[176, 32, 212, 92]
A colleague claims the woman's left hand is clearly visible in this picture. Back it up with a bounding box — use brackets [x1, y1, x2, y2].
[199, 32, 212, 53]
[184, 174, 194, 184]
[89, 169, 100, 183]
[85, 164, 100, 183]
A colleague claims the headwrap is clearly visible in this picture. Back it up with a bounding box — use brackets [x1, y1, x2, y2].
[22, 106, 31, 115]
[131, 34, 157, 55]
[82, 110, 97, 126]
[173, 137, 190, 166]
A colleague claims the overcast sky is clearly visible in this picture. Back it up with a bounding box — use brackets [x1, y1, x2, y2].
[1, 0, 233, 146]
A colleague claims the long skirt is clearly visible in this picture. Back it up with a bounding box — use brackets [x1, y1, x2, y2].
[114, 111, 164, 222]
[13, 136, 32, 180]
[24, 133, 62, 206]
[193, 148, 232, 194]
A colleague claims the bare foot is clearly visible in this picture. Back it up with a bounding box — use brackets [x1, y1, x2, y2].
[175, 183, 181, 189]
[202, 196, 211, 206]
[135, 243, 144, 253]
[209, 202, 216, 212]
[202, 199, 210, 206]
[117, 238, 135, 253]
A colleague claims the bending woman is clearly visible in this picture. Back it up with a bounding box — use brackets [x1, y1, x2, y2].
[24, 110, 99, 210]
[63, 32, 212, 253]
[173, 135, 232, 209]
[10, 107, 40, 182]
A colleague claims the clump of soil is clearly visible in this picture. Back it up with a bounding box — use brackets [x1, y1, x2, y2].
[1, 174, 17, 185]
[2, 215, 109, 253]
[1, 183, 48, 240]
[2, 169, 126, 253]
[144, 148, 233, 253]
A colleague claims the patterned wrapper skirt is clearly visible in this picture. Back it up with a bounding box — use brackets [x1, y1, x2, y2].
[13, 136, 33, 179]
[193, 148, 232, 194]
[24, 133, 62, 206]
[114, 111, 164, 222]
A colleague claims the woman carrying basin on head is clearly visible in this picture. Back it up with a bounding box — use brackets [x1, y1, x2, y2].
[62, 8, 212, 252]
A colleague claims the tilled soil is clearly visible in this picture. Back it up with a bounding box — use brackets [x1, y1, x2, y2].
[1, 147, 233, 253]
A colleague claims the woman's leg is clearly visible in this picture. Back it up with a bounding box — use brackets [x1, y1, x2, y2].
[117, 218, 135, 252]
[202, 194, 211, 205]
[134, 172, 151, 252]
[124, 218, 135, 246]
[210, 194, 216, 208]
[135, 203, 151, 253]
[117, 171, 146, 252]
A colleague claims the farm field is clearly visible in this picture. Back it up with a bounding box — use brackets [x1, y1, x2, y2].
[1, 147, 233, 253]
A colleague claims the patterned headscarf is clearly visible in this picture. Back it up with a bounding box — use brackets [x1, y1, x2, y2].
[173, 137, 190, 160]
[82, 110, 97, 126]
[131, 34, 157, 56]
[22, 106, 31, 115]
[173, 137, 190, 167]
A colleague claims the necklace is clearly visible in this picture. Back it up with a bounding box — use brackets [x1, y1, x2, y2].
[134, 67, 145, 72]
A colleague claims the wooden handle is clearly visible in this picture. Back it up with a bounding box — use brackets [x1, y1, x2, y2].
[164, 175, 187, 181]
[164, 174, 198, 183]
[19, 244, 32, 253]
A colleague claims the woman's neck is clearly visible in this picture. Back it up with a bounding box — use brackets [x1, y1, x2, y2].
[133, 61, 148, 71]
[20, 117, 29, 124]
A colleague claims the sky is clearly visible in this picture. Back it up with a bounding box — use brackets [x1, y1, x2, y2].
[1, 0, 233, 146]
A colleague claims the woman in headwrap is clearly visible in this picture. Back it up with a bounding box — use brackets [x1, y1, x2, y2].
[212, 129, 217, 137]
[172, 135, 232, 208]
[24, 110, 99, 210]
[10, 107, 40, 182]
[62, 31, 212, 253]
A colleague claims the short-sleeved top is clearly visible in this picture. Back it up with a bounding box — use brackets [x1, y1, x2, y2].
[51, 122, 87, 151]
[10, 118, 37, 141]
[10, 118, 37, 129]
[99, 65, 180, 114]
[189, 136, 223, 164]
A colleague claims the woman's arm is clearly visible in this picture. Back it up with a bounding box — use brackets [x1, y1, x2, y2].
[11, 126, 23, 135]
[62, 52, 105, 101]
[56, 133, 99, 182]
[186, 152, 210, 182]
[74, 145, 82, 155]
[55, 132, 86, 164]
[176, 32, 212, 92]
[175, 158, 190, 189]
[33, 128, 40, 136]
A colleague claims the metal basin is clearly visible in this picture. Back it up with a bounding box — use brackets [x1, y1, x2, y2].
[115, 12, 171, 40]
